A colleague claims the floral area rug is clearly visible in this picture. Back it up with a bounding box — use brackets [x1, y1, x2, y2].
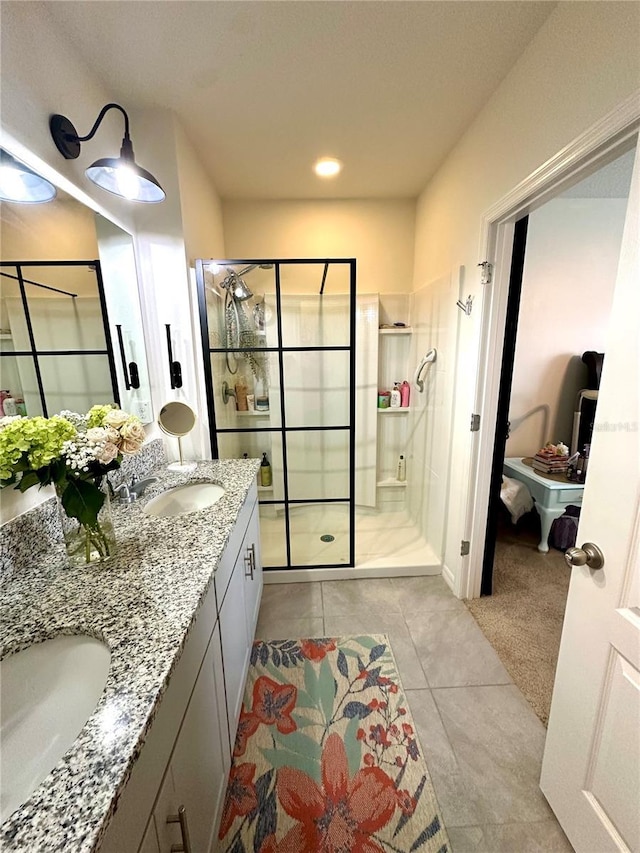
[218, 635, 449, 853]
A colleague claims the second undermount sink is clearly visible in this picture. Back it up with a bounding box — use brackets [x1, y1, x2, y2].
[0, 634, 111, 823]
[143, 482, 226, 517]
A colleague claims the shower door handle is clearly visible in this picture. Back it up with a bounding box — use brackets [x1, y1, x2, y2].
[115, 324, 141, 390]
[166, 324, 183, 389]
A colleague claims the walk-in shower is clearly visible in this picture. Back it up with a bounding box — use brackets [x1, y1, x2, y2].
[195, 259, 444, 577]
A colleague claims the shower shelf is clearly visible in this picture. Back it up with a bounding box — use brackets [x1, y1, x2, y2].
[377, 408, 411, 414]
[378, 328, 412, 335]
[376, 479, 408, 488]
[257, 485, 273, 493]
[236, 411, 270, 418]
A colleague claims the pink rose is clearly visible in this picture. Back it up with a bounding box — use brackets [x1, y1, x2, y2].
[119, 419, 145, 454]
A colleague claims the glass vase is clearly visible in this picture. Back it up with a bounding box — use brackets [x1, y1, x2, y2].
[55, 477, 117, 567]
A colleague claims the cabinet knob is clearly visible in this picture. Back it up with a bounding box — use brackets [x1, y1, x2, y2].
[167, 804, 192, 853]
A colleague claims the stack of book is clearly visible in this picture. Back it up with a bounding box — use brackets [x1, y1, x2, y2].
[532, 445, 569, 475]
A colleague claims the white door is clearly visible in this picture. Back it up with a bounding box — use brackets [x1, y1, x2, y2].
[540, 142, 640, 852]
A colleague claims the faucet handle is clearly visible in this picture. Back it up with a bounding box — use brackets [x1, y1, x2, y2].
[114, 482, 132, 503]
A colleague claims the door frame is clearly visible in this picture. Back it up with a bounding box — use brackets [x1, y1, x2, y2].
[462, 90, 640, 600]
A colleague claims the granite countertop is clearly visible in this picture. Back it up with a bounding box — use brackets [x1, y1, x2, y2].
[0, 458, 261, 853]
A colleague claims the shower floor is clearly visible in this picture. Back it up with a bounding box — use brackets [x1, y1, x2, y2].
[258, 504, 440, 575]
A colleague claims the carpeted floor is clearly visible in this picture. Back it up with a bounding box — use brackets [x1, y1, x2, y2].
[465, 512, 571, 726]
[218, 634, 450, 853]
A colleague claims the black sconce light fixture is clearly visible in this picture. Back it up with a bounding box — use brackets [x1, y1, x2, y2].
[0, 149, 57, 203]
[49, 103, 165, 203]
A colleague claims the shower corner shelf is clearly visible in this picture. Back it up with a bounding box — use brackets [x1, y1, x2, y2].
[377, 407, 411, 414]
[236, 410, 270, 418]
[378, 327, 412, 335]
[257, 484, 273, 493]
[376, 478, 408, 488]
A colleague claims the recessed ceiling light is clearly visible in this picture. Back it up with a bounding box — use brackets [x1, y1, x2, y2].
[314, 157, 342, 178]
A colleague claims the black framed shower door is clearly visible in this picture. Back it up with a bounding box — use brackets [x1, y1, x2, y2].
[195, 258, 356, 571]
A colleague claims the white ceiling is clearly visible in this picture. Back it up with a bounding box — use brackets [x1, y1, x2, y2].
[44, 1, 555, 201]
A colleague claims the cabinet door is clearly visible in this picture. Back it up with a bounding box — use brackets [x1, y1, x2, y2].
[219, 547, 250, 750]
[243, 503, 263, 641]
[139, 819, 160, 853]
[153, 625, 230, 853]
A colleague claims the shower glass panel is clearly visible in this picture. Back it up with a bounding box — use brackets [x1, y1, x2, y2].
[196, 258, 356, 571]
[289, 502, 350, 566]
[282, 350, 350, 427]
[285, 430, 350, 500]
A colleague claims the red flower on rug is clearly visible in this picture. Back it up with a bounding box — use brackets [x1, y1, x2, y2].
[300, 638, 337, 661]
[219, 762, 258, 838]
[234, 707, 260, 757]
[275, 732, 397, 852]
[252, 675, 298, 734]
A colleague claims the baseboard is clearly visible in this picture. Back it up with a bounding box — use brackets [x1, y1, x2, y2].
[264, 564, 442, 583]
[441, 562, 456, 594]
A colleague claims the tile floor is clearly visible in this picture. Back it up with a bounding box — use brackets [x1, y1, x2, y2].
[256, 576, 574, 853]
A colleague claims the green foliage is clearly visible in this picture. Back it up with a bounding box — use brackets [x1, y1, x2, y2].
[0, 415, 75, 482]
[60, 477, 106, 527]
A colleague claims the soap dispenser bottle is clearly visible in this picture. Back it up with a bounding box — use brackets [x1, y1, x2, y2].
[390, 382, 402, 408]
[400, 380, 410, 408]
[260, 451, 272, 487]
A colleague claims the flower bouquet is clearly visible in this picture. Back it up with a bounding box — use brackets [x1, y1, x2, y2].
[0, 404, 145, 567]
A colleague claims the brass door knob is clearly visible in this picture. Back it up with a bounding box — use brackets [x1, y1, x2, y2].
[564, 542, 605, 570]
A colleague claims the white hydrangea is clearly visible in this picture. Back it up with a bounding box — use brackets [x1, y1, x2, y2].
[0, 415, 23, 429]
[59, 410, 88, 433]
[62, 436, 100, 472]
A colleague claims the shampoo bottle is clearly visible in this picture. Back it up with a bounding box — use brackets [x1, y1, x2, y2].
[397, 454, 406, 482]
[260, 451, 272, 487]
[400, 380, 410, 408]
[390, 382, 401, 408]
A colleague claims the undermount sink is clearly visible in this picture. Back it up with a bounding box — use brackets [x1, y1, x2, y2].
[0, 634, 111, 822]
[143, 482, 226, 517]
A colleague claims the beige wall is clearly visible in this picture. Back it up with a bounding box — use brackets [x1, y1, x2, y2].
[222, 199, 415, 294]
[506, 196, 627, 458]
[412, 1, 640, 591]
[175, 123, 226, 265]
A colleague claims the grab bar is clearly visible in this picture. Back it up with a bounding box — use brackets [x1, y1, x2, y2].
[414, 348, 437, 392]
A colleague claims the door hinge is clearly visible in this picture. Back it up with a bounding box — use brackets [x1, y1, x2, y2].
[478, 261, 493, 285]
[470, 413, 481, 432]
[460, 540, 470, 556]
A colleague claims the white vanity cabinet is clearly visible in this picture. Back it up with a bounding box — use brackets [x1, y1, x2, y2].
[217, 487, 263, 750]
[152, 623, 229, 853]
[99, 485, 262, 853]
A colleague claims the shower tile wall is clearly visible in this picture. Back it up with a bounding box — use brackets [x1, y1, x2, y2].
[406, 275, 459, 562]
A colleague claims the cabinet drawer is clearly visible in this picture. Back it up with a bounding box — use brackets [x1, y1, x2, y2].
[215, 483, 257, 607]
[558, 489, 584, 505]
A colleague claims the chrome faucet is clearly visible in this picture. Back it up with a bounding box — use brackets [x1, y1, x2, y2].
[113, 475, 158, 503]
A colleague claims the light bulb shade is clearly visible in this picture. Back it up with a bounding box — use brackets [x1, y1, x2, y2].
[0, 150, 57, 203]
[85, 157, 165, 203]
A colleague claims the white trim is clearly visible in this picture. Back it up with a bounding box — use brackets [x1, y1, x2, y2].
[441, 562, 456, 594]
[462, 90, 640, 600]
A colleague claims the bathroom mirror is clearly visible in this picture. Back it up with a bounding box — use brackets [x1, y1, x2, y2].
[0, 162, 153, 422]
[158, 401, 197, 472]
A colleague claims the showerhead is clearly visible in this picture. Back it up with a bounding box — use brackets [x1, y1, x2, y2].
[223, 271, 253, 301]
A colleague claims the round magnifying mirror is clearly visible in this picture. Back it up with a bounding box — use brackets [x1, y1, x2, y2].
[158, 401, 197, 472]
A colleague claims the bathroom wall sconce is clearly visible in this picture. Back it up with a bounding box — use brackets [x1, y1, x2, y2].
[50, 103, 165, 203]
[0, 149, 57, 203]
